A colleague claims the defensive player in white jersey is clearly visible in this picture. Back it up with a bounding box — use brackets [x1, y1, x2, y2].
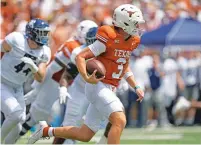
[0, 18, 51, 144]
[17, 20, 99, 142]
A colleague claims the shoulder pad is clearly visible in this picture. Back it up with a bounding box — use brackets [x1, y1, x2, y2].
[97, 25, 117, 40]
[5, 32, 24, 48]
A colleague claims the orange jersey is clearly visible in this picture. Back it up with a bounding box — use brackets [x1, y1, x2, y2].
[52, 40, 81, 82]
[96, 25, 140, 87]
[58, 39, 81, 59]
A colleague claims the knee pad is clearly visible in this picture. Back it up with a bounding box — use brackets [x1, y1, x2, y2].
[10, 110, 26, 124]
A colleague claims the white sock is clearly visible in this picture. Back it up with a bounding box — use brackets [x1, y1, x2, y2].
[48, 127, 55, 137]
[96, 135, 107, 144]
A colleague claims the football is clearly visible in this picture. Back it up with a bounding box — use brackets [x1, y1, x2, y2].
[86, 59, 106, 78]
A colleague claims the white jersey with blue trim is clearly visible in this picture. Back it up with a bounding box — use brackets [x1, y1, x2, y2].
[1, 32, 51, 85]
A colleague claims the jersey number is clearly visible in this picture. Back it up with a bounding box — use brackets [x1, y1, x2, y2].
[14, 53, 36, 76]
[112, 58, 126, 79]
[14, 62, 31, 76]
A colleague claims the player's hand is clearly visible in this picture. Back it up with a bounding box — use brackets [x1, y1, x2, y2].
[21, 57, 39, 73]
[136, 87, 144, 103]
[85, 70, 105, 84]
[59, 86, 71, 104]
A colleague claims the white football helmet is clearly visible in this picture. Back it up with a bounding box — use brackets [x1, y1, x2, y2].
[113, 4, 145, 36]
[76, 20, 98, 45]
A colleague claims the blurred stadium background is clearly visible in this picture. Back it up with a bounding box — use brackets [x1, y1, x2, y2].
[1, 0, 201, 144]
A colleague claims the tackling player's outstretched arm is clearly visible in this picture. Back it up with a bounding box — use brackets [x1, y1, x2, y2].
[124, 66, 144, 102]
[58, 68, 71, 104]
[1, 40, 12, 52]
[59, 68, 69, 87]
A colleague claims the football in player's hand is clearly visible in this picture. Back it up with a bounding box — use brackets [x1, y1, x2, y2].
[86, 59, 106, 78]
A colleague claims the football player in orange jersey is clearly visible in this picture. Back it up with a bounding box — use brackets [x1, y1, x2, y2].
[28, 4, 145, 144]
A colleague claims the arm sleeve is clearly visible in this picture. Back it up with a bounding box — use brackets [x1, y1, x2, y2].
[88, 40, 106, 56]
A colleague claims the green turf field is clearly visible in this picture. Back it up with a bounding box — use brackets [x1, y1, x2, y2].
[17, 126, 201, 144]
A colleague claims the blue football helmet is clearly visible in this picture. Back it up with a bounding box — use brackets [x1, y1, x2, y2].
[25, 18, 50, 46]
[85, 27, 98, 46]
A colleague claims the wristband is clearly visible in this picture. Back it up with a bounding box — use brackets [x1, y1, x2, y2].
[134, 86, 140, 91]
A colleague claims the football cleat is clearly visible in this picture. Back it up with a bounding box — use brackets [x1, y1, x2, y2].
[27, 121, 48, 144]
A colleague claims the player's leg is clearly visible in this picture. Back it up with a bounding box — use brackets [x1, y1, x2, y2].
[24, 87, 39, 106]
[28, 104, 99, 144]
[31, 78, 59, 125]
[184, 86, 199, 125]
[4, 89, 26, 144]
[107, 112, 126, 143]
[85, 82, 125, 144]
[62, 84, 90, 144]
[19, 112, 37, 136]
[51, 104, 101, 142]
[4, 123, 22, 143]
[28, 82, 125, 144]
[51, 99, 66, 144]
[96, 122, 111, 144]
[191, 101, 201, 108]
[50, 124, 95, 142]
[154, 88, 169, 126]
[18, 83, 49, 138]
[19, 97, 52, 138]
[20, 103, 46, 136]
[32, 79, 61, 144]
[1, 83, 26, 143]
